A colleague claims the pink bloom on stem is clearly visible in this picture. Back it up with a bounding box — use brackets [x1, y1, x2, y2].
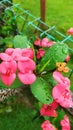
[41, 38, 55, 47]
[0, 61, 17, 86]
[18, 57, 36, 84]
[34, 37, 41, 46]
[37, 48, 45, 59]
[53, 71, 70, 88]
[21, 48, 34, 59]
[67, 28, 73, 35]
[52, 84, 73, 108]
[65, 54, 70, 62]
[40, 100, 58, 117]
[34, 37, 55, 48]
[41, 120, 57, 130]
[60, 115, 70, 130]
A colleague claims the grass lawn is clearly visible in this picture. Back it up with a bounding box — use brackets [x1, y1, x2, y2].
[13, 0, 73, 32]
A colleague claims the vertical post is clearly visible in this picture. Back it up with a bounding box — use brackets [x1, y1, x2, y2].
[40, 0, 46, 22]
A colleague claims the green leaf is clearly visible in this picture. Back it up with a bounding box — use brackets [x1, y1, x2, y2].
[39, 43, 68, 71]
[54, 109, 65, 128]
[30, 77, 53, 104]
[42, 73, 57, 88]
[4, 37, 13, 47]
[0, 77, 23, 89]
[13, 35, 31, 48]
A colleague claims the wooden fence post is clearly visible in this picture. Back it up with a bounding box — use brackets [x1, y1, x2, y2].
[40, 0, 46, 22]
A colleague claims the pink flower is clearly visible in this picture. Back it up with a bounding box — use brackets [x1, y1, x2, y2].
[18, 57, 36, 84]
[21, 48, 34, 59]
[41, 120, 56, 130]
[34, 37, 41, 46]
[37, 48, 45, 59]
[67, 28, 73, 35]
[52, 84, 73, 108]
[40, 100, 58, 117]
[65, 54, 70, 62]
[34, 37, 55, 48]
[0, 61, 17, 86]
[53, 71, 70, 89]
[60, 115, 70, 130]
[18, 71, 36, 85]
[41, 38, 55, 48]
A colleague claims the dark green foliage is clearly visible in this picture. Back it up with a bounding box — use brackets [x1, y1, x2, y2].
[0, 103, 41, 130]
[0, 2, 18, 37]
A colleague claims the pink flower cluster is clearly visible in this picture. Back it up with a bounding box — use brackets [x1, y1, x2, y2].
[34, 37, 55, 48]
[52, 71, 73, 108]
[34, 37, 55, 60]
[41, 115, 70, 130]
[0, 48, 36, 86]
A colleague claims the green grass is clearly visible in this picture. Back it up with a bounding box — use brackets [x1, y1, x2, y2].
[13, 0, 73, 32]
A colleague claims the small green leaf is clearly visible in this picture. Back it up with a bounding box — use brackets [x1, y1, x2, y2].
[30, 77, 53, 104]
[39, 43, 68, 71]
[13, 35, 31, 48]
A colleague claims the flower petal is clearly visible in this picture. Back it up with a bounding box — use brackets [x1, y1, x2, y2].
[18, 72, 36, 84]
[22, 48, 34, 59]
[1, 73, 16, 86]
[53, 71, 70, 88]
[0, 53, 12, 61]
[0, 61, 17, 74]
[60, 115, 70, 130]
[18, 58, 36, 73]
